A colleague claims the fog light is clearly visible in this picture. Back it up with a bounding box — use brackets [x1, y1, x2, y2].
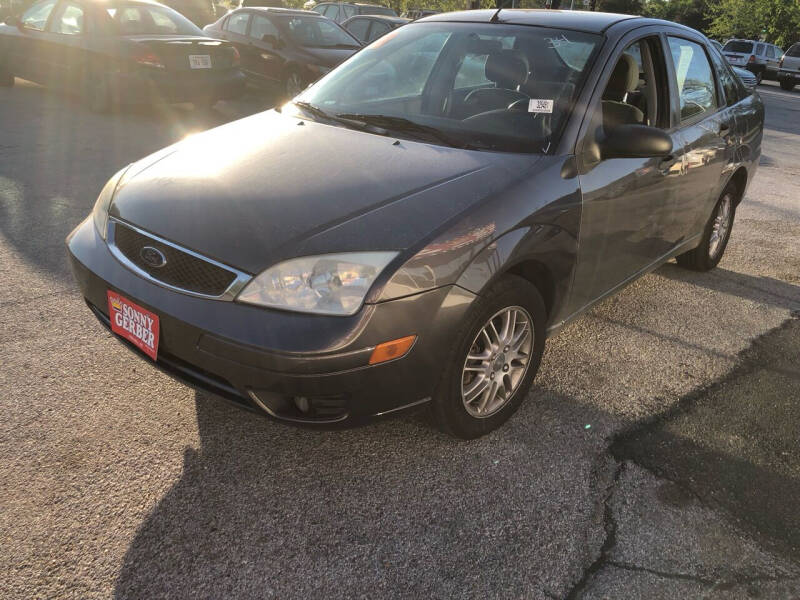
[294, 396, 310, 413]
[369, 335, 416, 365]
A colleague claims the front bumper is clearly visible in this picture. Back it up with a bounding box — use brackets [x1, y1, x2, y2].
[113, 67, 246, 105]
[66, 218, 476, 425]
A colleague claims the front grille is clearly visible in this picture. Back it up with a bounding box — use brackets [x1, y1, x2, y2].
[112, 222, 237, 296]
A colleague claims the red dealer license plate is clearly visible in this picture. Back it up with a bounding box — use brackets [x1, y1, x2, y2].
[107, 291, 160, 361]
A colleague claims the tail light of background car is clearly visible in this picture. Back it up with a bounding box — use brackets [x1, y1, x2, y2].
[134, 50, 165, 69]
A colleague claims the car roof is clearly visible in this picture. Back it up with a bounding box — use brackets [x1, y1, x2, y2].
[346, 14, 409, 23]
[420, 9, 639, 33]
[246, 6, 318, 16]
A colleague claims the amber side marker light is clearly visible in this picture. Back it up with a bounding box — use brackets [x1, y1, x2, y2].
[369, 335, 417, 365]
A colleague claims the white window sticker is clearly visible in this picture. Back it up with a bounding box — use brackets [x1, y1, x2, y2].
[528, 99, 554, 114]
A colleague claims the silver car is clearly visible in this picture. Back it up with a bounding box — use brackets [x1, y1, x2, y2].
[722, 39, 783, 84]
[778, 43, 800, 91]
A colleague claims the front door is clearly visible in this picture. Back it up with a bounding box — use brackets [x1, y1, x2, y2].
[571, 34, 684, 311]
[11, 0, 58, 83]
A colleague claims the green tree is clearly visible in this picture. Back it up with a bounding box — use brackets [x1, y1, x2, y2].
[709, 0, 800, 48]
[643, 0, 710, 32]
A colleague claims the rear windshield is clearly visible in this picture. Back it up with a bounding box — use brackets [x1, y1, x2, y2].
[103, 3, 203, 35]
[723, 41, 753, 53]
[787, 43, 800, 58]
[276, 15, 360, 48]
[360, 6, 396, 16]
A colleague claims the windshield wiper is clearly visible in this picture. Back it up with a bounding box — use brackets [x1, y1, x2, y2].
[336, 114, 478, 150]
[291, 102, 386, 133]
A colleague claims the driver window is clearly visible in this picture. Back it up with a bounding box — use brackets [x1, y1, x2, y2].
[21, 0, 57, 31]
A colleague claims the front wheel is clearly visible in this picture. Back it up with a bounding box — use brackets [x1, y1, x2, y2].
[780, 79, 796, 91]
[676, 183, 737, 271]
[431, 275, 547, 439]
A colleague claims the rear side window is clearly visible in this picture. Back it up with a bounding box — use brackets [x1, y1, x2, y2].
[225, 11, 249, 35]
[21, 0, 56, 31]
[788, 44, 800, 58]
[723, 40, 753, 54]
[345, 17, 369, 42]
[708, 45, 746, 106]
[668, 37, 718, 122]
[367, 20, 391, 42]
[755, 43, 765, 55]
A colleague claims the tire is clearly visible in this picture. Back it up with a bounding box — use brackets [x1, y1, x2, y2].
[431, 275, 547, 439]
[676, 182, 737, 272]
[780, 79, 796, 91]
[0, 64, 13, 88]
[85, 73, 111, 113]
[284, 69, 306, 100]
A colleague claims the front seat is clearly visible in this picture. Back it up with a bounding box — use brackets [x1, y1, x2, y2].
[602, 53, 644, 129]
[464, 50, 530, 115]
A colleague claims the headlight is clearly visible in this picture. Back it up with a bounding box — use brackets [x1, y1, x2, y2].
[236, 252, 398, 316]
[92, 166, 129, 240]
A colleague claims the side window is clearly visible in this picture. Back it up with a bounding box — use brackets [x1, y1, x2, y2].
[326, 5, 339, 21]
[707, 44, 745, 106]
[667, 37, 718, 122]
[21, 0, 57, 31]
[250, 15, 278, 41]
[341, 5, 356, 19]
[225, 11, 249, 35]
[311, 4, 326, 15]
[52, 2, 84, 35]
[755, 43, 765, 56]
[345, 18, 369, 42]
[367, 21, 390, 43]
[601, 38, 667, 130]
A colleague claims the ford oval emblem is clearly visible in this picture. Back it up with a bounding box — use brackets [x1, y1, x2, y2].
[140, 246, 167, 268]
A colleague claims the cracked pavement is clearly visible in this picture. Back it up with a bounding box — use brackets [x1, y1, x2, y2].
[1, 80, 799, 599]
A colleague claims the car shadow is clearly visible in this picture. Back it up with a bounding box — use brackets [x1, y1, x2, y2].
[655, 263, 800, 312]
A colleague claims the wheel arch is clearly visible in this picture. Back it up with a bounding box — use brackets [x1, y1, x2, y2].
[728, 166, 748, 207]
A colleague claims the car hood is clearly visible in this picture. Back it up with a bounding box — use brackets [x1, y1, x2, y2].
[110, 110, 539, 274]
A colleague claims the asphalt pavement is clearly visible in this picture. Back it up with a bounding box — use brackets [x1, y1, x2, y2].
[1, 80, 799, 599]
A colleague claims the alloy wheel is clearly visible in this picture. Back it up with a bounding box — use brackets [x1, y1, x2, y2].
[708, 193, 733, 259]
[461, 306, 533, 418]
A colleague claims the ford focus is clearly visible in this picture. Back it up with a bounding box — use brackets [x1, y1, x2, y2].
[67, 10, 764, 438]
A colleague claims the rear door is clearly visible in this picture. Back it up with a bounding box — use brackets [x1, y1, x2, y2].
[219, 10, 251, 73]
[664, 35, 730, 244]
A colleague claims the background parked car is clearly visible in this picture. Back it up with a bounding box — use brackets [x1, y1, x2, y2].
[722, 39, 783, 83]
[203, 7, 360, 98]
[732, 65, 758, 90]
[402, 8, 438, 20]
[311, 2, 395, 24]
[238, 0, 283, 7]
[778, 42, 800, 91]
[341, 14, 407, 44]
[0, 0, 33, 19]
[0, 0, 245, 111]
[161, 0, 216, 27]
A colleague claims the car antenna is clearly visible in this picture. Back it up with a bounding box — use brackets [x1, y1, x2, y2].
[489, 8, 502, 23]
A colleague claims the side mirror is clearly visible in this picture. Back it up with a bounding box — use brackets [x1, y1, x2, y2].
[261, 34, 280, 48]
[600, 124, 673, 159]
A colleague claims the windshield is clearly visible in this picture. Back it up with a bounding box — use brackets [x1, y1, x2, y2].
[104, 3, 202, 35]
[723, 41, 753, 53]
[276, 15, 360, 48]
[293, 23, 600, 154]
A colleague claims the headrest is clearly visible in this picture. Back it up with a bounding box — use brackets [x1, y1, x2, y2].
[605, 53, 639, 99]
[485, 50, 530, 89]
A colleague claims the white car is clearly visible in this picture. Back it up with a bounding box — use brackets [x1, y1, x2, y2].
[778, 43, 800, 91]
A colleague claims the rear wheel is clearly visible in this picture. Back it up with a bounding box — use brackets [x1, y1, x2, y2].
[85, 73, 111, 113]
[0, 64, 13, 87]
[780, 79, 796, 91]
[676, 182, 737, 271]
[431, 275, 546, 439]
